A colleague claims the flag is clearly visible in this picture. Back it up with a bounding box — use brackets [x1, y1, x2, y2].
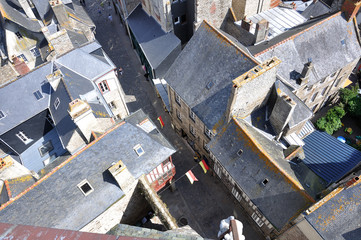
[185, 170, 198, 184]
[157, 116, 164, 128]
[199, 159, 209, 173]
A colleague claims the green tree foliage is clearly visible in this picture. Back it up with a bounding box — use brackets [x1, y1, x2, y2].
[339, 84, 359, 104]
[347, 97, 361, 116]
[316, 105, 345, 135]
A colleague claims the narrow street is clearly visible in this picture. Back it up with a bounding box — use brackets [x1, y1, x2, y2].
[85, 1, 265, 239]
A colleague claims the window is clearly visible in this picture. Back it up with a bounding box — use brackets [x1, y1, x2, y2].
[237, 149, 243, 156]
[262, 178, 269, 186]
[312, 104, 318, 112]
[15, 31, 23, 39]
[189, 110, 195, 121]
[54, 97, 60, 110]
[334, 78, 342, 87]
[16, 131, 32, 144]
[174, 16, 180, 24]
[176, 109, 182, 121]
[206, 81, 214, 90]
[205, 126, 212, 138]
[33, 90, 44, 100]
[30, 47, 41, 57]
[38, 141, 54, 157]
[77, 179, 94, 196]
[204, 141, 210, 152]
[18, 54, 28, 62]
[108, 101, 116, 109]
[134, 144, 145, 156]
[232, 187, 242, 202]
[0, 111, 5, 120]
[251, 212, 264, 227]
[175, 93, 181, 106]
[341, 39, 346, 46]
[180, 14, 186, 24]
[190, 125, 196, 136]
[311, 92, 318, 102]
[98, 80, 110, 93]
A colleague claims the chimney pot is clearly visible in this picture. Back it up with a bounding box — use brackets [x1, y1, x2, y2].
[342, 0, 361, 22]
[254, 19, 269, 44]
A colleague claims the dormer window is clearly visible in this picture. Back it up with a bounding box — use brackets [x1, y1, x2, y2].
[134, 144, 145, 156]
[33, 90, 44, 100]
[15, 31, 23, 39]
[0, 111, 5, 120]
[77, 179, 94, 196]
[16, 131, 32, 144]
[98, 80, 110, 93]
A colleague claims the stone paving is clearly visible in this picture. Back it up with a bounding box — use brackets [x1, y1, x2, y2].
[84, 1, 265, 239]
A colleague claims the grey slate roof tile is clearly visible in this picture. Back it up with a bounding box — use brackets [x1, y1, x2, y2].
[165, 21, 258, 130]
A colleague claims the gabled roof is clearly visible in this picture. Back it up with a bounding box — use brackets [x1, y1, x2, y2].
[305, 183, 361, 240]
[0, 63, 52, 135]
[0, 0, 42, 32]
[249, 12, 361, 89]
[0, 109, 175, 230]
[303, 130, 361, 184]
[165, 21, 258, 130]
[207, 117, 314, 230]
[301, 0, 331, 19]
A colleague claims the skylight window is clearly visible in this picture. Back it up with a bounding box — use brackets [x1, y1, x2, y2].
[33, 90, 44, 100]
[341, 39, 346, 46]
[77, 179, 94, 196]
[0, 111, 5, 120]
[262, 178, 269, 186]
[134, 144, 145, 156]
[206, 81, 214, 90]
[237, 149, 243, 156]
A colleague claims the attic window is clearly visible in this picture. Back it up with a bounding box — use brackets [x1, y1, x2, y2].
[262, 178, 269, 186]
[30, 47, 41, 58]
[206, 81, 214, 90]
[15, 31, 23, 39]
[237, 149, 243, 156]
[33, 90, 44, 100]
[0, 111, 5, 120]
[77, 180, 94, 196]
[134, 144, 145, 156]
[341, 39, 346, 46]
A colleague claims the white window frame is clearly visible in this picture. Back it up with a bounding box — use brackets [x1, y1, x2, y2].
[189, 110, 195, 121]
[176, 109, 182, 121]
[16, 131, 32, 144]
[108, 101, 116, 109]
[214, 163, 222, 178]
[205, 126, 212, 138]
[175, 93, 181, 106]
[30, 47, 41, 57]
[54, 97, 60, 110]
[251, 212, 264, 227]
[134, 144, 145, 156]
[190, 124, 196, 136]
[204, 141, 210, 152]
[77, 179, 94, 196]
[33, 90, 44, 100]
[18, 54, 28, 62]
[98, 80, 110, 93]
[231, 187, 242, 202]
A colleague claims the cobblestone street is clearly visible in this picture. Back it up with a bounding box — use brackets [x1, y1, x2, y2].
[84, 1, 265, 239]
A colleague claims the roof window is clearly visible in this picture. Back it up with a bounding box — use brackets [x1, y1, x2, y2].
[237, 149, 243, 156]
[341, 39, 346, 46]
[33, 90, 44, 100]
[262, 178, 269, 186]
[134, 144, 145, 156]
[206, 81, 214, 90]
[0, 111, 5, 120]
[77, 179, 94, 196]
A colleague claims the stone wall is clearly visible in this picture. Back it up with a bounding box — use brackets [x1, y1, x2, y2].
[194, 0, 232, 29]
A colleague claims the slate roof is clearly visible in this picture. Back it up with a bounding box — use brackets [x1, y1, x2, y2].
[301, 0, 330, 19]
[305, 184, 361, 240]
[32, 0, 53, 23]
[303, 130, 361, 184]
[207, 118, 313, 230]
[0, 0, 42, 32]
[0, 109, 175, 230]
[5, 175, 36, 198]
[249, 12, 361, 90]
[165, 21, 258, 130]
[127, 4, 180, 70]
[0, 63, 52, 135]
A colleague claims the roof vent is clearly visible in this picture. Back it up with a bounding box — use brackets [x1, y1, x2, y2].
[0, 111, 5, 120]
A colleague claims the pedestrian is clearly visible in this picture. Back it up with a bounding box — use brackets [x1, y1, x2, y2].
[119, 67, 123, 76]
[108, 1, 112, 11]
[108, 14, 113, 22]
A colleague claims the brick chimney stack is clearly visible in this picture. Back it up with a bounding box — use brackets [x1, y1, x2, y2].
[342, 0, 361, 22]
[254, 19, 269, 44]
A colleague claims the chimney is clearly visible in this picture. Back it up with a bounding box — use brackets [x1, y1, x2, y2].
[46, 69, 63, 90]
[254, 19, 269, 44]
[269, 94, 297, 140]
[298, 61, 313, 85]
[11, 55, 30, 75]
[42, 27, 74, 55]
[241, 17, 252, 32]
[68, 99, 98, 143]
[49, 0, 71, 27]
[342, 0, 361, 22]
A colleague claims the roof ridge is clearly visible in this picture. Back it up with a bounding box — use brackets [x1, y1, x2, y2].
[202, 20, 259, 64]
[0, 121, 126, 212]
[254, 11, 342, 57]
[233, 117, 315, 203]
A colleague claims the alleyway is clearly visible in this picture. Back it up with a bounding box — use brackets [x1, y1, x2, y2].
[84, 1, 265, 239]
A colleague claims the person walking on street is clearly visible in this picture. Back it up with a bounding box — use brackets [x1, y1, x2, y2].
[108, 14, 113, 22]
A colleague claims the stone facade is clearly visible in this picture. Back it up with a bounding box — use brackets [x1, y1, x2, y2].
[141, 0, 173, 32]
[232, 0, 271, 20]
[294, 59, 358, 113]
[194, 0, 232, 29]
